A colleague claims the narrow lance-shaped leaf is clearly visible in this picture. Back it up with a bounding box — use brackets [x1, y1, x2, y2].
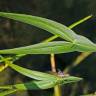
[8, 64, 82, 88]
[0, 40, 96, 55]
[6, 63, 82, 88]
[0, 80, 56, 90]
[0, 63, 82, 95]
[0, 12, 95, 54]
[45, 15, 92, 42]
[74, 35, 96, 52]
[0, 12, 77, 42]
[0, 89, 17, 96]
[0, 15, 92, 60]
[8, 63, 57, 80]
[0, 76, 82, 90]
[0, 41, 76, 54]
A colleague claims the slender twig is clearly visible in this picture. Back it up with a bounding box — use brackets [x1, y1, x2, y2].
[50, 54, 56, 72]
[64, 52, 91, 73]
[50, 54, 62, 96]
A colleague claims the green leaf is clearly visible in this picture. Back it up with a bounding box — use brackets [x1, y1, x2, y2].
[0, 12, 95, 54]
[0, 12, 77, 42]
[0, 80, 56, 90]
[0, 63, 82, 95]
[75, 35, 96, 52]
[0, 89, 17, 96]
[9, 63, 57, 80]
[58, 76, 82, 85]
[11, 80, 56, 90]
[5, 63, 81, 89]
[0, 40, 96, 55]
[0, 76, 82, 90]
[0, 41, 76, 54]
[45, 15, 92, 42]
[8, 64, 82, 89]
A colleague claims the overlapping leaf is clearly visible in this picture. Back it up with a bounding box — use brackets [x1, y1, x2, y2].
[44, 15, 92, 42]
[0, 12, 96, 54]
[9, 63, 57, 80]
[0, 12, 94, 96]
[74, 35, 96, 52]
[0, 41, 76, 54]
[0, 63, 82, 95]
[0, 40, 96, 54]
[0, 76, 81, 90]
[10, 63, 81, 86]
[0, 89, 17, 96]
[0, 12, 77, 42]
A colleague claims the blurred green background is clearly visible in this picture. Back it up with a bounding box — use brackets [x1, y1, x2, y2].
[0, 0, 96, 96]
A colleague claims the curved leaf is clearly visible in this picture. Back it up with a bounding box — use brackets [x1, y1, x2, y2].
[9, 63, 57, 80]
[75, 35, 96, 52]
[0, 12, 96, 54]
[0, 12, 77, 42]
[0, 40, 96, 55]
[0, 80, 56, 90]
[45, 15, 92, 42]
[0, 89, 17, 96]
[0, 76, 82, 90]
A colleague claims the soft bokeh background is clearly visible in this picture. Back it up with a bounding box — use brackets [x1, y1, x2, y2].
[0, 0, 96, 96]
